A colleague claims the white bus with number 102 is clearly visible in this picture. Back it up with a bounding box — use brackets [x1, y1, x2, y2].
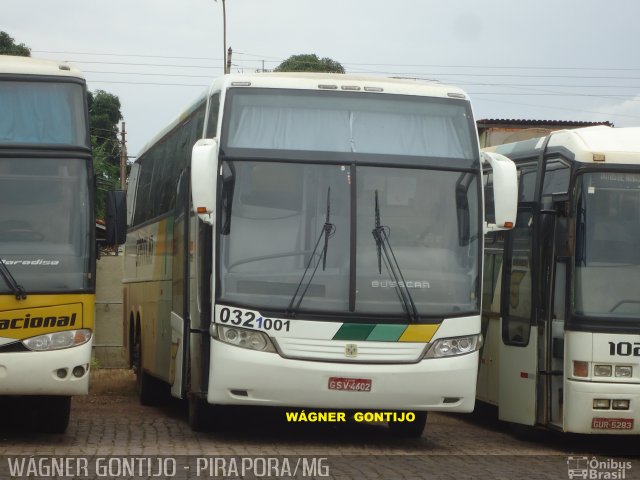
[479, 126, 640, 434]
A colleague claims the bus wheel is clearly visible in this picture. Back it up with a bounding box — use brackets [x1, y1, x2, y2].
[134, 336, 156, 406]
[388, 412, 428, 438]
[38, 396, 71, 434]
[188, 393, 212, 432]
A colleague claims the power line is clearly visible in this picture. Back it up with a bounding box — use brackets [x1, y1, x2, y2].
[34, 49, 640, 72]
[67, 60, 224, 69]
[87, 79, 208, 87]
[33, 50, 223, 61]
[84, 70, 215, 79]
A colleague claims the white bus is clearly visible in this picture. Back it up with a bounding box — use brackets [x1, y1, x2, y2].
[478, 126, 640, 434]
[124, 73, 516, 436]
[0, 56, 101, 432]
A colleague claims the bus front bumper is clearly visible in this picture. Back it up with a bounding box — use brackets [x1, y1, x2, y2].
[565, 379, 640, 434]
[207, 340, 478, 412]
[0, 340, 92, 396]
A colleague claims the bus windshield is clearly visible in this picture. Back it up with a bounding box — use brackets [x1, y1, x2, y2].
[223, 88, 476, 167]
[0, 80, 88, 147]
[0, 158, 92, 293]
[574, 171, 640, 317]
[217, 161, 480, 318]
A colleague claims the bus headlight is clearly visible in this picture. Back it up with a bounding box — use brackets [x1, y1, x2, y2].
[424, 334, 482, 358]
[215, 325, 276, 353]
[22, 329, 92, 351]
[594, 365, 613, 377]
[615, 366, 633, 378]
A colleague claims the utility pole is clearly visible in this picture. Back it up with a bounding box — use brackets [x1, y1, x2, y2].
[222, 0, 228, 74]
[120, 122, 127, 190]
[214, 0, 229, 73]
[226, 47, 232, 74]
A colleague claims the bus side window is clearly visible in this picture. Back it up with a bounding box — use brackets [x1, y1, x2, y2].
[205, 93, 220, 138]
[518, 163, 537, 203]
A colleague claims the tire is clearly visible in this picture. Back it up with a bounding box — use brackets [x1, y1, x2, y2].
[134, 335, 157, 406]
[188, 393, 212, 432]
[388, 412, 428, 438]
[38, 396, 71, 434]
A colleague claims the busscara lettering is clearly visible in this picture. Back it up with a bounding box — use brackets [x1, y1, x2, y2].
[0, 313, 77, 330]
[371, 280, 430, 289]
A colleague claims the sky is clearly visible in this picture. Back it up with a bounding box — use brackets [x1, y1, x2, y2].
[3, 0, 640, 156]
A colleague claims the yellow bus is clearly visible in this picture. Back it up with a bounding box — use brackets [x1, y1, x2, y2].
[0, 56, 116, 433]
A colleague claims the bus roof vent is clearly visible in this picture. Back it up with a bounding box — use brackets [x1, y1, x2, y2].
[318, 84, 338, 90]
[364, 86, 384, 92]
[341, 85, 361, 91]
[447, 92, 466, 99]
[58, 63, 71, 71]
[231, 81, 251, 87]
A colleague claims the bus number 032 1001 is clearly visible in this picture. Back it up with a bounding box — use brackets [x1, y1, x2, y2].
[218, 307, 291, 332]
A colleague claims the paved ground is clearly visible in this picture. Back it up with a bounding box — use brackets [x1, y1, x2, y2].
[0, 370, 638, 479]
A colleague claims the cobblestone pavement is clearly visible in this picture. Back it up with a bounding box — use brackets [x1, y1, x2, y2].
[0, 370, 638, 479]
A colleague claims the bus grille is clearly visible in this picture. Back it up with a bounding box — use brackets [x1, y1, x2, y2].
[273, 338, 428, 364]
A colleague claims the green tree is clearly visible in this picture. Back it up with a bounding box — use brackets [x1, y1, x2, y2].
[275, 54, 344, 74]
[93, 142, 120, 221]
[88, 90, 123, 220]
[88, 90, 122, 168]
[0, 31, 31, 56]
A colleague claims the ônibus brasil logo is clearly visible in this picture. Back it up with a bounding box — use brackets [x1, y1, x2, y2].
[567, 456, 632, 479]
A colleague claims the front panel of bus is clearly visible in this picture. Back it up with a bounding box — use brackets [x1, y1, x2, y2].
[0, 75, 94, 395]
[565, 167, 640, 433]
[207, 87, 484, 411]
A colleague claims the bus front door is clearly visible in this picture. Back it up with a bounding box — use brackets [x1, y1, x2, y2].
[498, 208, 538, 426]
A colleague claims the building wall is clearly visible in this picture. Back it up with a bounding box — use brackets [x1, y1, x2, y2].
[93, 253, 127, 368]
[479, 127, 554, 148]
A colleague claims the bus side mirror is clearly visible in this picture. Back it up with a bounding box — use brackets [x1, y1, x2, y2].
[105, 190, 127, 245]
[191, 138, 219, 225]
[482, 151, 517, 233]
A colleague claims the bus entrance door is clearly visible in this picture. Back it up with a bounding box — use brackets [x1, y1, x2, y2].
[498, 208, 537, 426]
[544, 211, 568, 429]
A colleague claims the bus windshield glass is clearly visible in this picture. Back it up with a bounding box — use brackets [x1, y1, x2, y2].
[0, 158, 92, 292]
[223, 88, 476, 167]
[0, 80, 88, 147]
[217, 161, 480, 318]
[574, 172, 640, 317]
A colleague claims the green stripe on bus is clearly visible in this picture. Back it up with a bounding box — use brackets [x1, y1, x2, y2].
[366, 324, 407, 341]
[332, 324, 376, 340]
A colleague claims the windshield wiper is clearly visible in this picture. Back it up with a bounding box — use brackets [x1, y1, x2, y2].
[371, 190, 419, 323]
[287, 187, 336, 316]
[0, 258, 27, 300]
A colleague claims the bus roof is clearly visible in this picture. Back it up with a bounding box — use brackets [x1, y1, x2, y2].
[136, 72, 470, 158]
[0, 55, 84, 79]
[216, 72, 467, 98]
[487, 126, 640, 165]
